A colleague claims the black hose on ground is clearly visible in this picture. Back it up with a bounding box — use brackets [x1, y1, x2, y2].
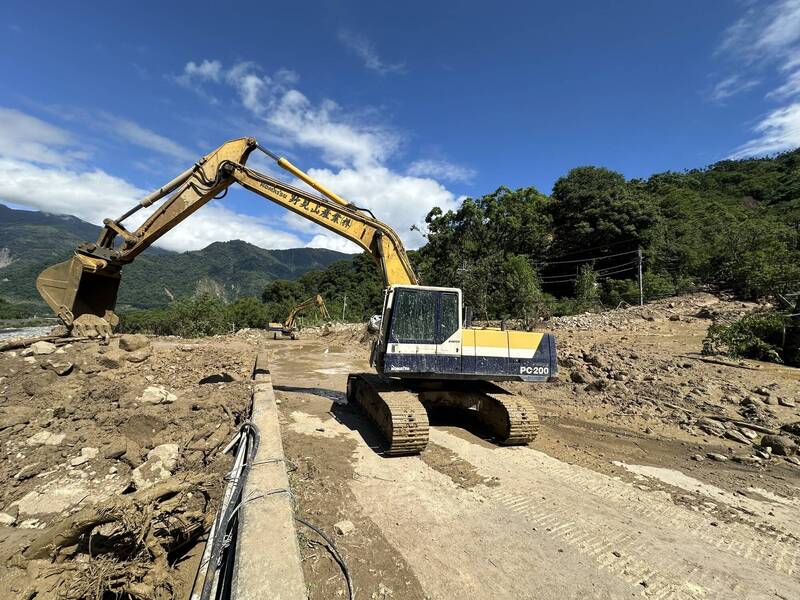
[198, 421, 260, 600]
[295, 516, 355, 600]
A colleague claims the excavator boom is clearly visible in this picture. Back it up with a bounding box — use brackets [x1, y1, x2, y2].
[36, 137, 417, 326]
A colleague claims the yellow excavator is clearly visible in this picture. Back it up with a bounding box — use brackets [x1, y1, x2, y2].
[268, 294, 331, 340]
[36, 137, 557, 454]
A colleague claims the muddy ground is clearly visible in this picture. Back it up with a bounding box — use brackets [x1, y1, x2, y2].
[0, 293, 798, 599]
[0, 334, 254, 598]
[271, 294, 800, 600]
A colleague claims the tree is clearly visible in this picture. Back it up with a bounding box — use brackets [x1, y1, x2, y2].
[500, 254, 544, 322]
[574, 264, 599, 308]
[550, 167, 659, 256]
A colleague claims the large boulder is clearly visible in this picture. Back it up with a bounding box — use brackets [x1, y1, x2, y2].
[132, 444, 179, 490]
[30, 341, 57, 355]
[119, 335, 150, 352]
[137, 386, 177, 405]
[761, 434, 798, 456]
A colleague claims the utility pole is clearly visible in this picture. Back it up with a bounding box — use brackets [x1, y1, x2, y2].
[342, 294, 347, 321]
[637, 247, 644, 306]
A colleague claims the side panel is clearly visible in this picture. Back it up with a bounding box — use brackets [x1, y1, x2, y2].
[382, 331, 557, 382]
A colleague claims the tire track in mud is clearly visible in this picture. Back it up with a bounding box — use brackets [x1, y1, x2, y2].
[432, 430, 800, 600]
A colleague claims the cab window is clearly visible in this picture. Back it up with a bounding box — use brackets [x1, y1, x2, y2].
[438, 292, 459, 343]
[390, 289, 437, 343]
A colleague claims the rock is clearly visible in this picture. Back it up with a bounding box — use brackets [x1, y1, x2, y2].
[137, 386, 177, 405]
[20, 347, 34, 357]
[131, 456, 172, 490]
[26, 431, 66, 447]
[102, 439, 127, 459]
[15, 463, 45, 480]
[736, 427, 758, 440]
[760, 434, 797, 456]
[691, 454, 704, 461]
[147, 444, 179, 472]
[125, 348, 152, 363]
[122, 439, 142, 467]
[724, 430, 752, 445]
[334, 520, 355, 536]
[42, 360, 74, 376]
[0, 511, 17, 526]
[668, 315, 681, 321]
[569, 370, 590, 384]
[97, 350, 124, 369]
[696, 418, 725, 437]
[582, 352, 603, 368]
[707, 453, 728, 462]
[0, 407, 36, 430]
[119, 334, 150, 352]
[778, 398, 796, 408]
[30, 341, 57, 355]
[23, 356, 36, 364]
[753, 386, 771, 397]
[732, 456, 762, 465]
[70, 447, 99, 467]
[780, 422, 800, 436]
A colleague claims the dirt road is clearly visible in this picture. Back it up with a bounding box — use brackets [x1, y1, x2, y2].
[269, 299, 800, 600]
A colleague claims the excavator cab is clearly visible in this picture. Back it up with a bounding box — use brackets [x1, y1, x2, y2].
[375, 285, 557, 383]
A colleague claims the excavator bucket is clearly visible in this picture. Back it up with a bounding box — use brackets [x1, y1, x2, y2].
[36, 255, 121, 326]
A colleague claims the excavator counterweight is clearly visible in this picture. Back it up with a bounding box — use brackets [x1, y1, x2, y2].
[36, 137, 557, 454]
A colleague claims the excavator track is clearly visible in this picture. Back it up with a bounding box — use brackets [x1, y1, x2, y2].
[480, 391, 540, 445]
[417, 383, 539, 446]
[347, 373, 429, 455]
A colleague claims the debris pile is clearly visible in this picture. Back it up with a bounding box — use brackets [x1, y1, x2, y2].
[0, 334, 252, 597]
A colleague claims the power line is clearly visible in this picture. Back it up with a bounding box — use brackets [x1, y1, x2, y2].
[536, 249, 639, 266]
[544, 238, 638, 260]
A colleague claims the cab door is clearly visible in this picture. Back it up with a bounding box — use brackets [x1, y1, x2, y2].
[435, 291, 462, 375]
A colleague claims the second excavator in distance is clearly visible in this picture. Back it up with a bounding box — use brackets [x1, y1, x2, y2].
[268, 294, 331, 340]
[36, 137, 558, 455]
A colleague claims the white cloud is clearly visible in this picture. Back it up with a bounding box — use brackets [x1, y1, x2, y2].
[177, 59, 223, 86]
[307, 234, 361, 253]
[768, 68, 800, 99]
[157, 205, 304, 252]
[337, 30, 405, 75]
[219, 61, 399, 168]
[716, 0, 800, 157]
[729, 103, 800, 158]
[708, 75, 760, 102]
[95, 113, 195, 162]
[0, 108, 85, 166]
[174, 58, 462, 248]
[407, 159, 476, 183]
[0, 157, 144, 224]
[306, 165, 459, 249]
[0, 108, 310, 253]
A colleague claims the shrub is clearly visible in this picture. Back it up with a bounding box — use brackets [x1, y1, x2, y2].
[703, 311, 786, 363]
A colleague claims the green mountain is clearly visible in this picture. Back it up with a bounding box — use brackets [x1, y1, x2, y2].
[0, 204, 350, 311]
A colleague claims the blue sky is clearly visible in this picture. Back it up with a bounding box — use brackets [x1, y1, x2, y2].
[2, 0, 799, 253]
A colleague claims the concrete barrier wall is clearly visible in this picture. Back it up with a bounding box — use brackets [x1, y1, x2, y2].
[232, 352, 306, 599]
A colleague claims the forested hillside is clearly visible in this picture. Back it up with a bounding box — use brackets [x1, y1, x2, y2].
[264, 150, 800, 322]
[0, 204, 349, 315]
[5, 149, 800, 326]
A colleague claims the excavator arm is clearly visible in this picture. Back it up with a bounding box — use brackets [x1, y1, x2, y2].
[36, 137, 418, 328]
[283, 294, 329, 330]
